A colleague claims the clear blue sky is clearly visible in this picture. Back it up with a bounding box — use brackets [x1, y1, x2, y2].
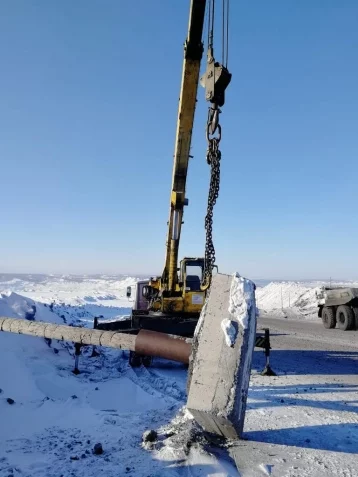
[1, 1, 357, 279]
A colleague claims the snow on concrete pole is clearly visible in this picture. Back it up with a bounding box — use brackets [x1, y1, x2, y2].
[186, 273, 257, 439]
[0, 318, 191, 364]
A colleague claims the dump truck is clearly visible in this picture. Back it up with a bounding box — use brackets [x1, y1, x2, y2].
[316, 287, 358, 330]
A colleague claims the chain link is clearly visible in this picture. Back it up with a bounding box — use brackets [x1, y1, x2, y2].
[202, 134, 221, 288]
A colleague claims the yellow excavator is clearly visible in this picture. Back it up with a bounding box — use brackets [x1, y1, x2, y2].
[132, 0, 231, 324]
[97, 0, 231, 342]
[95, 0, 274, 373]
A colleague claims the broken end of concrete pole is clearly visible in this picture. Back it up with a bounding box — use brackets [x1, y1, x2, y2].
[187, 272, 257, 440]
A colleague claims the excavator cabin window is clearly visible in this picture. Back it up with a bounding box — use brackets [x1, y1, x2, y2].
[181, 259, 204, 292]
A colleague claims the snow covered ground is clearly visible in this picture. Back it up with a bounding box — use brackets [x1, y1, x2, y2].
[237, 317, 358, 476]
[1, 274, 357, 476]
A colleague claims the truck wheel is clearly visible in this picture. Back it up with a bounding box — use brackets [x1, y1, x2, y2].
[336, 305, 355, 331]
[353, 308, 358, 330]
[322, 307, 336, 329]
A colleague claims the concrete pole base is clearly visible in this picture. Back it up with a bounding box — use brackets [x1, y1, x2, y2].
[187, 273, 257, 439]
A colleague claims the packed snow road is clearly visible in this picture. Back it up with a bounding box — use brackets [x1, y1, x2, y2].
[236, 314, 358, 476]
[260, 315, 358, 349]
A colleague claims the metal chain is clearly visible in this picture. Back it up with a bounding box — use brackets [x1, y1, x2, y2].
[201, 0, 230, 289]
[202, 133, 221, 288]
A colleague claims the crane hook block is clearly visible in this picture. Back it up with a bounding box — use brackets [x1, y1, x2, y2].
[200, 61, 232, 108]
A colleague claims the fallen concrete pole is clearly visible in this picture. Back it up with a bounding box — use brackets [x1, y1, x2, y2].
[0, 318, 190, 364]
[186, 273, 257, 439]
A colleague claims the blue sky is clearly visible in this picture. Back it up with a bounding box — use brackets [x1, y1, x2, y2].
[1, 0, 357, 279]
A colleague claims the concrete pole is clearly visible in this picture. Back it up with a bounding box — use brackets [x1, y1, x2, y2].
[187, 273, 257, 439]
[0, 317, 190, 364]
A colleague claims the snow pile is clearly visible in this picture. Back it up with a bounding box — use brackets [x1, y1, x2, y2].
[0, 291, 62, 324]
[256, 282, 320, 319]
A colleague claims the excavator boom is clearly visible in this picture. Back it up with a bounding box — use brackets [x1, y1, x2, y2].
[95, 0, 234, 356]
[163, 0, 206, 292]
[138, 0, 231, 318]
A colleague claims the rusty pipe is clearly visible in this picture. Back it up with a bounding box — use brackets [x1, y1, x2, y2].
[135, 329, 191, 364]
[0, 317, 192, 364]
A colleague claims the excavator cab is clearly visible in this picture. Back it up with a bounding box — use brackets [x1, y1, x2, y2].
[180, 258, 218, 290]
[180, 258, 203, 292]
[179, 257, 206, 313]
[129, 258, 206, 337]
[130, 258, 206, 318]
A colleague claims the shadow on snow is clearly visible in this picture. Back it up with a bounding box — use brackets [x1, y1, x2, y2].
[245, 422, 358, 453]
[253, 348, 358, 375]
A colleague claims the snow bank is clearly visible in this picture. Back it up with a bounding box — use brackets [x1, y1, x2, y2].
[256, 281, 320, 319]
[0, 291, 62, 324]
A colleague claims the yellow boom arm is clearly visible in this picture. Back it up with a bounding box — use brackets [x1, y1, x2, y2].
[162, 0, 207, 292]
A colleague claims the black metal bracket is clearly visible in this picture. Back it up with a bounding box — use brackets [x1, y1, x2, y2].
[255, 328, 277, 376]
[72, 342, 82, 375]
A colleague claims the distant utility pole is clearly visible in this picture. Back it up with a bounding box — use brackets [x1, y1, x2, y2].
[330, 277, 332, 287]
